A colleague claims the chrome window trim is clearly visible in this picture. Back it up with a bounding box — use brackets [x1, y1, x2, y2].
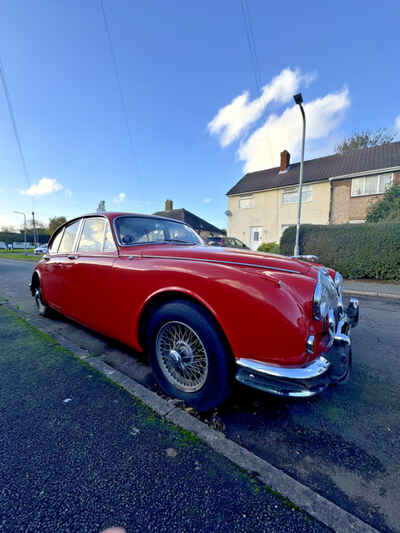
[141, 254, 301, 274]
[112, 215, 200, 247]
[55, 218, 82, 255]
[72, 218, 85, 253]
[102, 220, 117, 253]
[49, 226, 65, 255]
[76, 216, 106, 254]
[101, 219, 107, 253]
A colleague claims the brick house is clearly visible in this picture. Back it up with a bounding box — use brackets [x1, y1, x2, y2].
[154, 200, 222, 239]
[226, 142, 400, 249]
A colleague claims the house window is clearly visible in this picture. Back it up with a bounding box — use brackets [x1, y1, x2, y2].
[282, 184, 312, 204]
[239, 196, 254, 209]
[351, 174, 393, 197]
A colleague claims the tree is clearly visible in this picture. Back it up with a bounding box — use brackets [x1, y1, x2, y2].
[366, 184, 400, 223]
[49, 216, 67, 234]
[336, 128, 395, 154]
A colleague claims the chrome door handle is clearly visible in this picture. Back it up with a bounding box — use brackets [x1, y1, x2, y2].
[68, 254, 77, 260]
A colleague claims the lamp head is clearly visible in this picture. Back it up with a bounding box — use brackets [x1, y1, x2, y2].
[293, 93, 303, 105]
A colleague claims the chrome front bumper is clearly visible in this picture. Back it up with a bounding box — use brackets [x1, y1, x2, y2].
[235, 299, 359, 398]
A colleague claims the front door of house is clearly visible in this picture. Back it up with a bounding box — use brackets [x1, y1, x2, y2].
[250, 227, 262, 251]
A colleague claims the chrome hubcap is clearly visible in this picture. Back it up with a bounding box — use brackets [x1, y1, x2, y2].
[156, 321, 208, 392]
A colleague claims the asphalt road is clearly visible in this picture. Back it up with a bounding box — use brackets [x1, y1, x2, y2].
[1, 257, 400, 531]
[0, 305, 327, 533]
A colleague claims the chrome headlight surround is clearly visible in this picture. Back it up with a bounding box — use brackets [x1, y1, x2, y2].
[313, 268, 339, 321]
[334, 271, 344, 311]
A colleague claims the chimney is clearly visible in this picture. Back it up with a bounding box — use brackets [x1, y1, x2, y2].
[165, 199, 173, 212]
[280, 150, 290, 172]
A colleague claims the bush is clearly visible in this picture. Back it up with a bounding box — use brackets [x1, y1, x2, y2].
[257, 242, 280, 254]
[280, 223, 400, 280]
[366, 184, 400, 222]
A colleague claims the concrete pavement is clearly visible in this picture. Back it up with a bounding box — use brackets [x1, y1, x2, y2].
[344, 279, 400, 299]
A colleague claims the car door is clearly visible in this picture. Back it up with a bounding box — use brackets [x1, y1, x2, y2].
[44, 219, 82, 313]
[69, 216, 118, 335]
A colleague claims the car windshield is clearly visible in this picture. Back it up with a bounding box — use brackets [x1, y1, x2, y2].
[115, 216, 202, 246]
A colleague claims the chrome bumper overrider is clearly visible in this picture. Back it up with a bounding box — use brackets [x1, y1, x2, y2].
[235, 299, 359, 398]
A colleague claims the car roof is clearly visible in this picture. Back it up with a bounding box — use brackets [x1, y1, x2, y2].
[65, 212, 187, 226]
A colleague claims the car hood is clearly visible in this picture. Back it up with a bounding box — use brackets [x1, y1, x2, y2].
[125, 244, 317, 277]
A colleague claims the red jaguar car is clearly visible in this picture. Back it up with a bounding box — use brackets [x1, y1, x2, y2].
[30, 212, 359, 410]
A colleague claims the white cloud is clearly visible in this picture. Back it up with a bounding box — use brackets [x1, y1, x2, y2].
[113, 192, 126, 204]
[21, 178, 63, 197]
[208, 68, 316, 147]
[203, 197, 213, 204]
[395, 115, 400, 137]
[0, 213, 21, 231]
[238, 88, 350, 172]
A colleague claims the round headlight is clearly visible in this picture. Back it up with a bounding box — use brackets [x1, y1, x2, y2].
[313, 268, 339, 320]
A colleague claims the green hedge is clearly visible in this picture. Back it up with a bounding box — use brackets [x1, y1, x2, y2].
[280, 223, 400, 280]
[257, 242, 280, 253]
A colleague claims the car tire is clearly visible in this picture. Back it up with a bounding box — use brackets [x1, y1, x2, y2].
[146, 300, 231, 411]
[34, 284, 51, 317]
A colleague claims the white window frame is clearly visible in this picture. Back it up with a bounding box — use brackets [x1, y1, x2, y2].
[239, 195, 254, 209]
[282, 184, 312, 205]
[350, 173, 393, 197]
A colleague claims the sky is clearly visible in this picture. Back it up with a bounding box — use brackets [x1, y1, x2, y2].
[1, 0, 400, 232]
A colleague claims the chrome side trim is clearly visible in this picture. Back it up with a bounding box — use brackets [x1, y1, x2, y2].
[236, 356, 330, 380]
[141, 255, 301, 274]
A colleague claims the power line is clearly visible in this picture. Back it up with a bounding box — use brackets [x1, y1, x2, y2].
[240, 0, 262, 93]
[100, 0, 140, 179]
[0, 56, 31, 189]
[239, 1, 274, 166]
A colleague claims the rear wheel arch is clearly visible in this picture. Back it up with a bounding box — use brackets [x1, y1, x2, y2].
[30, 271, 41, 296]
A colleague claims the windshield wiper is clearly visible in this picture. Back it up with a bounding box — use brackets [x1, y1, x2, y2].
[164, 239, 197, 245]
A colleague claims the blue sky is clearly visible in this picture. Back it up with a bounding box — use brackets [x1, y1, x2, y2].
[1, 0, 399, 231]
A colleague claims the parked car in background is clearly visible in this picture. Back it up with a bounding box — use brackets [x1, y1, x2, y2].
[34, 244, 48, 255]
[30, 212, 359, 411]
[206, 236, 249, 249]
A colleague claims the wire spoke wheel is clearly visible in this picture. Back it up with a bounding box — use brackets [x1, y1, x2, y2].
[156, 321, 209, 393]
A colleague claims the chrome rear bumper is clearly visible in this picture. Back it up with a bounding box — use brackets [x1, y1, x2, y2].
[235, 299, 359, 398]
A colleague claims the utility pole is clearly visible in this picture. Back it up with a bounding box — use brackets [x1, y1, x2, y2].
[32, 211, 37, 246]
[14, 211, 27, 254]
[293, 93, 306, 257]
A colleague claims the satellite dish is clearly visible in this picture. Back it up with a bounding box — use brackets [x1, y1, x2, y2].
[225, 210, 232, 217]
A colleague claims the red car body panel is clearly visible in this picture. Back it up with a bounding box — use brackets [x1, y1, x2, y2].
[34, 212, 329, 368]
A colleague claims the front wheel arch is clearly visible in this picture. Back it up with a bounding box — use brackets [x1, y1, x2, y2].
[138, 290, 235, 371]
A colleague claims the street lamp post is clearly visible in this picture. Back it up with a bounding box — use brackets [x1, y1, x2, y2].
[293, 93, 306, 257]
[13, 211, 27, 254]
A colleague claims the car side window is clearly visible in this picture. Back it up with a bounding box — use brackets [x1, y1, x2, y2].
[103, 223, 117, 252]
[49, 230, 63, 254]
[77, 218, 105, 253]
[58, 220, 81, 254]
